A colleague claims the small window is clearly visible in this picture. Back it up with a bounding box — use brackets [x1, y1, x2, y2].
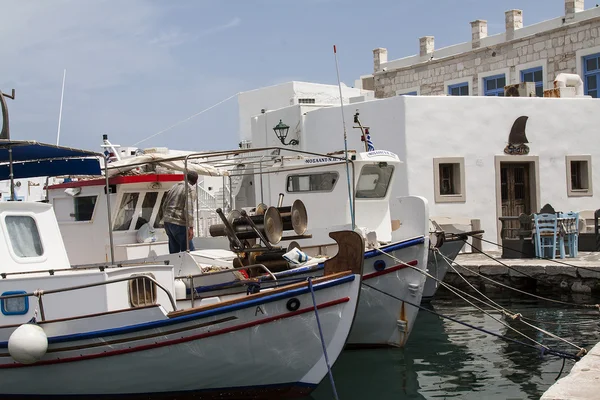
[583, 53, 600, 98]
[356, 164, 395, 199]
[298, 98, 316, 104]
[483, 74, 506, 96]
[128, 273, 157, 307]
[286, 172, 339, 193]
[113, 192, 140, 231]
[566, 155, 593, 197]
[448, 82, 469, 96]
[1, 291, 28, 315]
[521, 67, 544, 97]
[434, 158, 466, 203]
[73, 196, 97, 221]
[135, 192, 158, 230]
[5, 216, 44, 257]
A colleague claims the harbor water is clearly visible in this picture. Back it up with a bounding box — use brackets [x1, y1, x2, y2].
[305, 293, 600, 400]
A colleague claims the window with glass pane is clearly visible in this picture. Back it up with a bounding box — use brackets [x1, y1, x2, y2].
[113, 193, 140, 231]
[1, 291, 28, 315]
[286, 172, 339, 193]
[5, 216, 44, 257]
[584, 54, 600, 98]
[356, 164, 394, 198]
[448, 82, 469, 96]
[439, 164, 462, 195]
[135, 192, 158, 230]
[521, 67, 544, 97]
[74, 196, 97, 221]
[483, 75, 506, 96]
[571, 161, 589, 190]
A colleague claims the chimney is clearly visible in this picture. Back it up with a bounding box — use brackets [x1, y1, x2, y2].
[565, 0, 584, 19]
[505, 9, 523, 40]
[373, 48, 388, 73]
[419, 36, 434, 57]
[470, 20, 488, 49]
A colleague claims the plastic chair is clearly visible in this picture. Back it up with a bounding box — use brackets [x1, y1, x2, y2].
[533, 213, 565, 259]
[559, 211, 579, 258]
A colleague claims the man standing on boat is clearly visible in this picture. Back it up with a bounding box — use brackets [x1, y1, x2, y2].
[162, 171, 198, 253]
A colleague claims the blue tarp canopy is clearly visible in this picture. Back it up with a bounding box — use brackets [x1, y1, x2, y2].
[0, 140, 102, 180]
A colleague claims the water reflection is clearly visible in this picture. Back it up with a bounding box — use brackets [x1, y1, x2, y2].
[305, 295, 600, 400]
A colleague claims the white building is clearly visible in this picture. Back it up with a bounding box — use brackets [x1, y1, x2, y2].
[247, 91, 600, 249]
[237, 81, 372, 144]
[358, 0, 600, 100]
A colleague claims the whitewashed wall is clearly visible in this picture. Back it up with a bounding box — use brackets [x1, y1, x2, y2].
[239, 81, 366, 142]
[250, 94, 600, 249]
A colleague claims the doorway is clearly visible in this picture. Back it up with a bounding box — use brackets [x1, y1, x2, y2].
[495, 157, 539, 242]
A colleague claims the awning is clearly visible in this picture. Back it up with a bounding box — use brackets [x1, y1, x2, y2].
[0, 140, 102, 180]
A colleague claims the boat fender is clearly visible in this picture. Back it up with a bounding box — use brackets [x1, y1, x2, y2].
[8, 321, 48, 364]
[174, 279, 187, 300]
[286, 298, 300, 312]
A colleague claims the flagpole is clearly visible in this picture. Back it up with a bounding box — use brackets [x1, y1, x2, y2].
[56, 69, 67, 146]
[333, 45, 355, 230]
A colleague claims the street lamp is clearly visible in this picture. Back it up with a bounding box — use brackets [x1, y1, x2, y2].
[272, 120, 298, 146]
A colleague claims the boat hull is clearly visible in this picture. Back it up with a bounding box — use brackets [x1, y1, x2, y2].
[0, 273, 360, 398]
[422, 240, 465, 301]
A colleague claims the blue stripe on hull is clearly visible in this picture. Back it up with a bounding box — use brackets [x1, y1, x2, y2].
[0, 274, 355, 348]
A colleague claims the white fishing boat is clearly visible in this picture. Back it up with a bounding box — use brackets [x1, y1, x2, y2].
[48, 143, 430, 347]
[0, 140, 364, 398]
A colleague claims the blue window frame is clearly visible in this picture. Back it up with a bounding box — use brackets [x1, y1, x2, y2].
[448, 82, 469, 96]
[483, 74, 506, 96]
[521, 67, 544, 97]
[1, 291, 29, 315]
[399, 91, 417, 96]
[583, 53, 600, 98]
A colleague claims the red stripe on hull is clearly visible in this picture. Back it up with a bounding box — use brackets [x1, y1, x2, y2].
[0, 297, 349, 368]
[363, 260, 418, 281]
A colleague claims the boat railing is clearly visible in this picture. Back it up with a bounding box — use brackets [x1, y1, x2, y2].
[0, 275, 177, 321]
[0, 260, 172, 279]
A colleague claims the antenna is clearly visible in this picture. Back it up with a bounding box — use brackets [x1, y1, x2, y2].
[56, 69, 67, 146]
[333, 45, 355, 231]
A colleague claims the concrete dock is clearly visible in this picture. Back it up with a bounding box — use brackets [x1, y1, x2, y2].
[540, 343, 600, 400]
[444, 251, 600, 295]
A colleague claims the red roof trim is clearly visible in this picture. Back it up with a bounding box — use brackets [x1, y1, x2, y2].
[47, 174, 184, 190]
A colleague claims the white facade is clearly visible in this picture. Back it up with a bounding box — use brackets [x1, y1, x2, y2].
[237, 81, 369, 143]
[249, 94, 600, 249]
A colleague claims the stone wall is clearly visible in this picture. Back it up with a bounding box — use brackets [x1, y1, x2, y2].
[369, 7, 600, 98]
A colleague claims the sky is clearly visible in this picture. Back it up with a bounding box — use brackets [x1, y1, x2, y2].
[0, 0, 585, 153]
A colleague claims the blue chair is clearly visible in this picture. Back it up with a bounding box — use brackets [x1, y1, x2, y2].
[559, 212, 579, 258]
[533, 213, 565, 259]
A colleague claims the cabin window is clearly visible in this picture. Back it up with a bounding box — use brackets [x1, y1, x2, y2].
[128, 273, 157, 307]
[433, 157, 466, 203]
[1, 291, 28, 315]
[114, 192, 140, 231]
[5, 216, 44, 257]
[73, 196, 97, 221]
[356, 164, 394, 199]
[286, 172, 339, 193]
[566, 155, 593, 197]
[135, 192, 159, 230]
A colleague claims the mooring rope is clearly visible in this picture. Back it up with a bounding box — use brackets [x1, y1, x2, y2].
[308, 277, 340, 400]
[438, 248, 600, 310]
[471, 236, 600, 275]
[440, 253, 587, 352]
[374, 249, 553, 350]
[361, 282, 582, 362]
